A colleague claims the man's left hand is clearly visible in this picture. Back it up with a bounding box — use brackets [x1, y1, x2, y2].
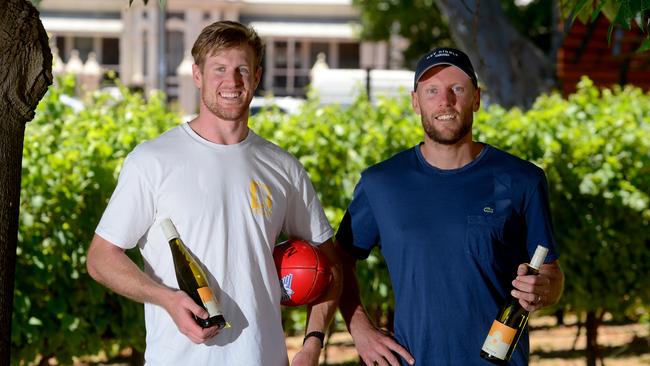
[511, 259, 564, 312]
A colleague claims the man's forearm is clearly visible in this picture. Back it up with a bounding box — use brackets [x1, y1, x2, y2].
[304, 240, 342, 334]
[334, 241, 374, 334]
[87, 234, 173, 307]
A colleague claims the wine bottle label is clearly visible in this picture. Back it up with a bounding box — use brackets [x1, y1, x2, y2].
[481, 320, 517, 359]
[197, 286, 222, 317]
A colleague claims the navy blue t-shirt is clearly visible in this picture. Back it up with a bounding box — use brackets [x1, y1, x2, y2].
[337, 143, 559, 365]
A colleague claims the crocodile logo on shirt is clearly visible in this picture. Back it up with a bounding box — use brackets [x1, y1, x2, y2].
[249, 180, 273, 217]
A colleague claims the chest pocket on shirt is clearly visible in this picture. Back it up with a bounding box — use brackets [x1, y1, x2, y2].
[465, 215, 508, 263]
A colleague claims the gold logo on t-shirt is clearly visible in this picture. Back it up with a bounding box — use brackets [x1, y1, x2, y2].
[249, 180, 273, 217]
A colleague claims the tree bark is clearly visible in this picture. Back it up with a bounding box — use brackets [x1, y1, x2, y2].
[0, 0, 53, 363]
[585, 310, 603, 366]
[434, 0, 555, 108]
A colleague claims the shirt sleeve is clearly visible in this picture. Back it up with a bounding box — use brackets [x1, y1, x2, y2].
[524, 170, 560, 262]
[95, 152, 156, 249]
[336, 175, 380, 259]
[283, 168, 333, 245]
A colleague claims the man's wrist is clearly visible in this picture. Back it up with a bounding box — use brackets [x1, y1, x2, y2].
[303, 331, 325, 348]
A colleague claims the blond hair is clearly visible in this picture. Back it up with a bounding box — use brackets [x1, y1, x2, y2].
[191, 20, 264, 70]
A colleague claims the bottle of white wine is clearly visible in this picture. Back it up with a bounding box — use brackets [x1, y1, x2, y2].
[161, 218, 228, 329]
[480, 245, 548, 364]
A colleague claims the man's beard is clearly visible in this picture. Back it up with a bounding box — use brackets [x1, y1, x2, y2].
[202, 91, 249, 122]
[422, 114, 472, 145]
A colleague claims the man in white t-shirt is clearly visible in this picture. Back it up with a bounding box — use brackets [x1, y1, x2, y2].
[86, 20, 340, 366]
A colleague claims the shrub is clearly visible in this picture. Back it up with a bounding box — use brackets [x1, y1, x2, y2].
[13, 76, 179, 365]
[475, 78, 650, 320]
[13, 77, 649, 364]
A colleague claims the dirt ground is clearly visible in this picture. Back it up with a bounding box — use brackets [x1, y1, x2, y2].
[50, 314, 648, 365]
[287, 315, 650, 365]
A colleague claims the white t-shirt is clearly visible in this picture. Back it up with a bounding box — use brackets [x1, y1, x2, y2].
[96, 123, 333, 365]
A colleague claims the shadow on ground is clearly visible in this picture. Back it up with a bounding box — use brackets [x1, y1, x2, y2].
[531, 335, 650, 360]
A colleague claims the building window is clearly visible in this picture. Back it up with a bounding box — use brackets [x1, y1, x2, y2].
[275, 41, 288, 68]
[102, 38, 120, 66]
[263, 39, 361, 97]
[295, 75, 310, 90]
[168, 12, 184, 20]
[166, 31, 184, 76]
[143, 31, 148, 79]
[74, 37, 94, 62]
[310, 42, 329, 67]
[55, 36, 66, 61]
[339, 42, 360, 68]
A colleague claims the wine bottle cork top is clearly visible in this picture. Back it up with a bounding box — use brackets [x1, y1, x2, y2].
[530, 245, 549, 269]
[160, 218, 180, 241]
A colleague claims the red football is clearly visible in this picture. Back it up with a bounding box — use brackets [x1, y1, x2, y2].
[273, 239, 332, 306]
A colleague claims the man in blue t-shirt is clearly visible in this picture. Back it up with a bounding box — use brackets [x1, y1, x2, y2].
[336, 48, 565, 365]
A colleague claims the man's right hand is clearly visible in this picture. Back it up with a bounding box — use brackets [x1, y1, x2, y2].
[164, 290, 221, 344]
[351, 320, 414, 366]
[87, 235, 221, 344]
[335, 239, 415, 365]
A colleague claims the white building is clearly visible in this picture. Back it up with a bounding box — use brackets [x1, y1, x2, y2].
[39, 0, 409, 107]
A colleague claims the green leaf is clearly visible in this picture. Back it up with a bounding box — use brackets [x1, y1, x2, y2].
[568, 0, 588, 21]
[612, 0, 634, 29]
[591, 0, 609, 22]
[638, 37, 650, 52]
[571, 0, 592, 23]
[607, 22, 615, 44]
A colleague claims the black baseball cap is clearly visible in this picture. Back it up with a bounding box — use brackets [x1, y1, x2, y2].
[413, 47, 478, 90]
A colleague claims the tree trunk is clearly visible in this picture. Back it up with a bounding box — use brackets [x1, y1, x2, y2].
[555, 308, 565, 326]
[0, 0, 53, 364]
[434, 0, 555, 109]
[129, 347, 144, 366]
[585, 310, 602, 366]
